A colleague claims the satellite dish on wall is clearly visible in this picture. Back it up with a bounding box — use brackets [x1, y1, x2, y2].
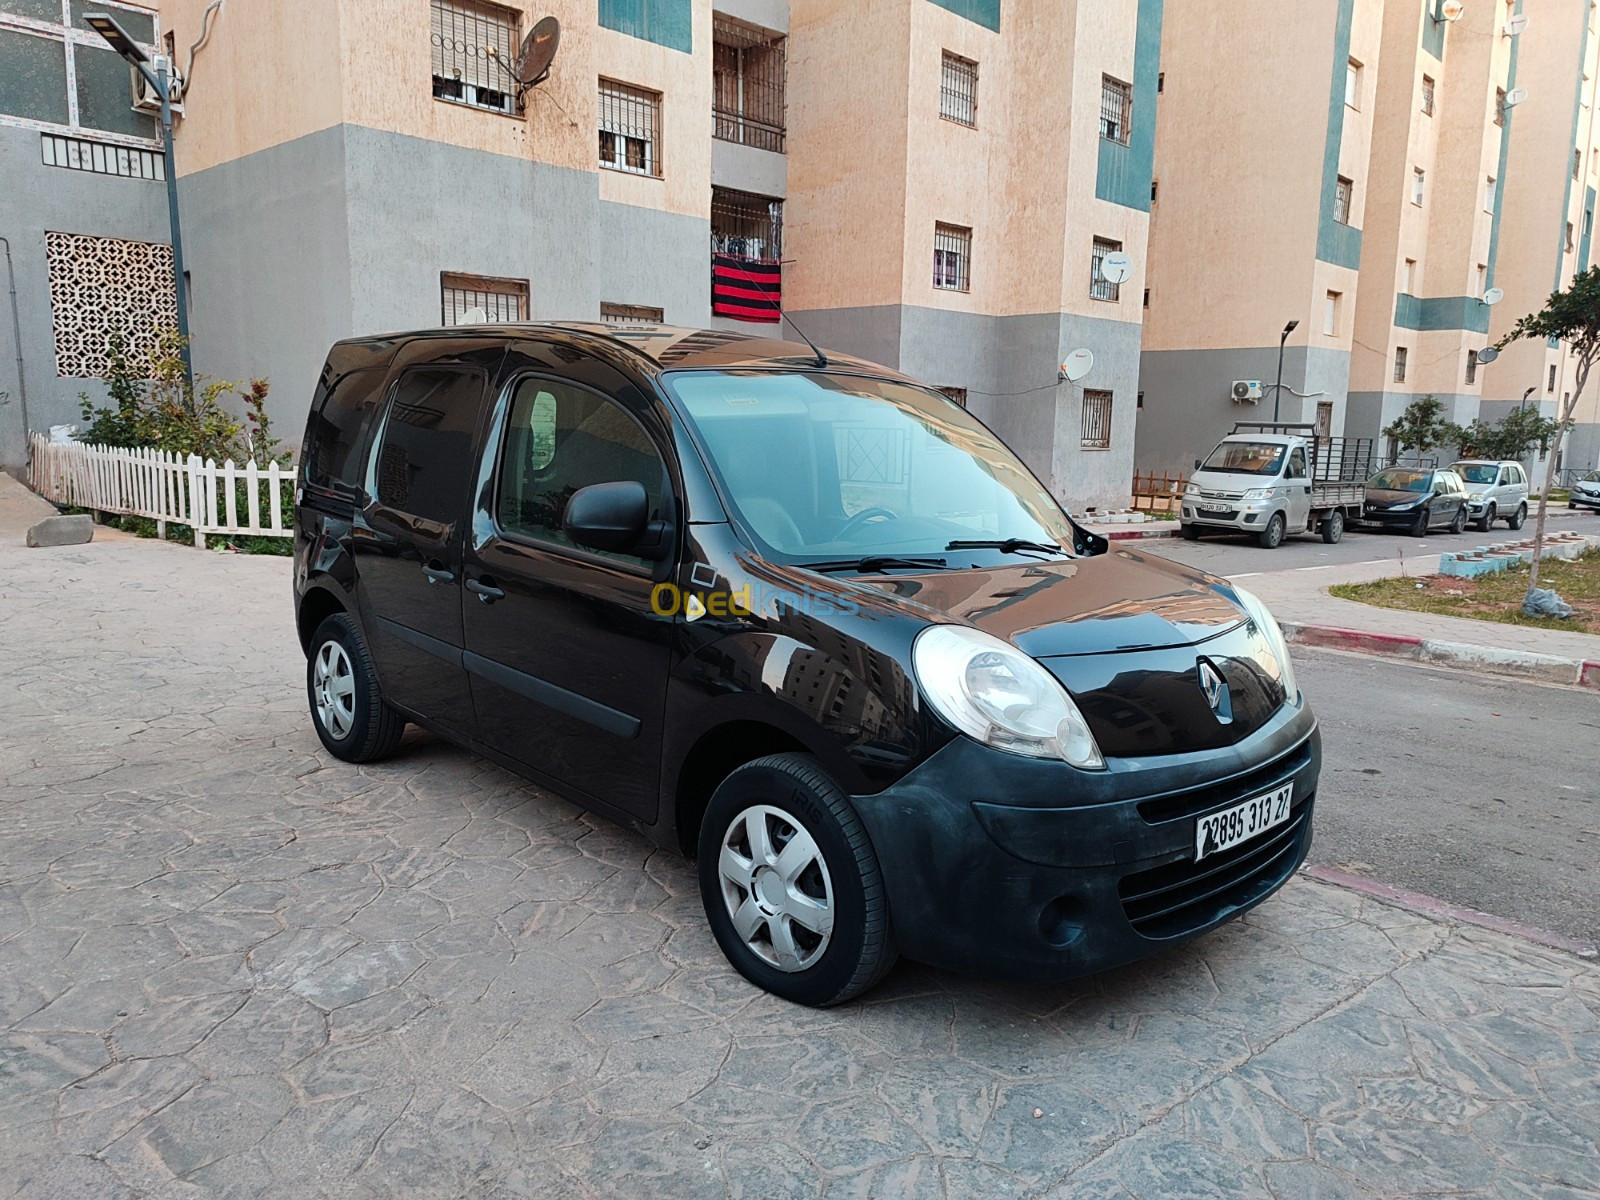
[1438, 0, 1465, 22]
[1475, 346, 1501, 365]
[1482, 287, 1505, 306]
[1503, 87, 1527, 107]
[516, 17, 561, 90]
[1060, 349, 1095, 383]
[1503, 13, 1528, 35]
[1099, 252, 1134, 285]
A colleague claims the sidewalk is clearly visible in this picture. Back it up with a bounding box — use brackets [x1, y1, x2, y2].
[1235, 544, 1600, 688]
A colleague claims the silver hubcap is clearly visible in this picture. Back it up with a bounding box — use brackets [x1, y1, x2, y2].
[718, 805, 834, 973]
[313, 640, 357, 741]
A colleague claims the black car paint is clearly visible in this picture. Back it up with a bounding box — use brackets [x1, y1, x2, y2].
[1358, 469, 1471, 530]
[295, 324, 1320, 979]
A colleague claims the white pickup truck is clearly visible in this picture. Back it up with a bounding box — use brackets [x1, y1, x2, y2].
[1179, 422, 1374, 549]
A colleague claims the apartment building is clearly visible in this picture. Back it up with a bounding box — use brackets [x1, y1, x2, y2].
[1484, 0, 1600, 477]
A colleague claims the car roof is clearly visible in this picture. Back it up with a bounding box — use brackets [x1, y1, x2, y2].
[329, 322, 917, 383]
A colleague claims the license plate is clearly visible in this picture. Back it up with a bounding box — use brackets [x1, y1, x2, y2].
[1195, 784, 1294, 861]
[1199, 503, 1230, 512]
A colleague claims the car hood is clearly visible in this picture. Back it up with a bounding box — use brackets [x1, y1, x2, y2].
[1365, 488, 1427, 508]
[849, 548, 1248, 657]
[1187, 468, 1274, 495]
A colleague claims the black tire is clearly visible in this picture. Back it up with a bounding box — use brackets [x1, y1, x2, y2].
[1506, 503, 1527, 531]
[1448, 506, 1466, 535]
[1257, 512, 1286, 549]
[307, 614, 406, 762]
[1320, 511, 1345, 544]
[1409, 508, 1430, 538]
[1180, 522, 1201, 541]
[1476, 504, 1496, 533]
[698, 754, 897, 1006]
[1570, 502, 1578, 510]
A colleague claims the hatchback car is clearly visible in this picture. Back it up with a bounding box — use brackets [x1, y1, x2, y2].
[1448, 460, 1529, 532]
[293, 324, 1320, 1006]
[1359, 467, 1470, 536]
[1569, 471, 1600, 512]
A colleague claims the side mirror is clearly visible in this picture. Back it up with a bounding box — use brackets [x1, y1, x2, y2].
[1194, 458, 1203, 471]
[564, 481, 650, 553]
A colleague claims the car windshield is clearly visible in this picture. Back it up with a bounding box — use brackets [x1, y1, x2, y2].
[1371, 468, 1431, 492]
[1200, 441, 1287, 475]
[664, 371, 1077, 563]
[1453, 463, 1499, 484]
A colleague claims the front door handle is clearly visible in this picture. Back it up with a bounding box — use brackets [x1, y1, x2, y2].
[422, 561, 455, 585]
[466, 577, 505, 604]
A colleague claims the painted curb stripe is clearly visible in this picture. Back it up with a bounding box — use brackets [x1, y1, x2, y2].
[1282, 622, 1600, 690]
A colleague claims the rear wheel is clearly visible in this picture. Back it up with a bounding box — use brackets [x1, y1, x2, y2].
[1475, 504, 1496, 533]
[1320, 511, 1345, 544]
[698, 754, 897, 1007]
[1409, 508, 1431, 538]
[307, 614, 406, 762]
[1257, 512, 1286, 549]
[1507, 502, 1527, 530]
[1180, 522, 1201, 541]
[1447, 506, 1466, 535]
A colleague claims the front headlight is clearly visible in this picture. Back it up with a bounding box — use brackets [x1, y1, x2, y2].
[1242, 488, 1272, 501]
[1468, 492, 1485, 502]
[912, 626, 1105, 769]
[1233, 587, 1298, 704]
[1184, 482, 1203, 496]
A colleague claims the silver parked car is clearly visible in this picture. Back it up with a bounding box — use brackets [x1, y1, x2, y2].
[1449, 460, 1529, 532]
[1570, 471, 1600, 512]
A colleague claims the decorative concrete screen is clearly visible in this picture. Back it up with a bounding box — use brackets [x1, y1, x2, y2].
[44, 231, 176, 378]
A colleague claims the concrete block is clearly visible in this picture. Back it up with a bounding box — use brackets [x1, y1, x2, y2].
[25, 514, 94, 548]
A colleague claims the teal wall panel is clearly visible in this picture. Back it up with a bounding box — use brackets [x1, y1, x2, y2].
[1316, 0, 1361, 270]
[598, 0, 692, 53]
[1094, 0, 1162, 211]
[1582, 186, 1596, 272]
[1421, 10, 1445, 60]
[927, 0, 1001, 33]
[1393, 294, 1491, 335]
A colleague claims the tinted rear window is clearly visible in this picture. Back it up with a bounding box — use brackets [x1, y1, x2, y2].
[304, 365, 388, 489]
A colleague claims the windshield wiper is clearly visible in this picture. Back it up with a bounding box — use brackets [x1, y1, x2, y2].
[944, 538, 1064, 558]
[803, 556, 949, 574]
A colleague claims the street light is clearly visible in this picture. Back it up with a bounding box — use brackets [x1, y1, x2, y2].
[1519, 385, 1537, 412]
[1273, 319, 1299, 422]
[84, 13, 192, 394]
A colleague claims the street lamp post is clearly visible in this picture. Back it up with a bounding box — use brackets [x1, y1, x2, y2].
[1273, 319, 1299, 423]
[1519, 385, 1536, 412]
[84, 13, 192, 395]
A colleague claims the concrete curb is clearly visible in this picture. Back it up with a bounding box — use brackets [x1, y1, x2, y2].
[1098, 527, 1178, 541]
[1282, 621, 1600, 690]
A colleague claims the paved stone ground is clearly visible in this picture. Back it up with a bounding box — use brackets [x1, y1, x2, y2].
[2, 524, 1599, 1198]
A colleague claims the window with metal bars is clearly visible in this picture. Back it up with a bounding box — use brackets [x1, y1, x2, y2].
[1465, 350, 1479, 385]
[713, 18, 786, 153]
[1576, 148, 1584, 180]
[935, 386, 968, 408]
[933, 224, 971, 292]
[430, 0, 518, 115]
[1394, 346, 1408, 383]
[940, 52, 978, 126]
[1495, 88, 1506, 126]
[711, 188, 783, 260]
[1334, 176, 1353, 225]
[1090, 237, 1122, 302]
[1422, 75, 1436, 115]
[441, 272, 528, 324]
[1081, 391, 1113, 449]
[599, 79, 662, 176]
[1100, 75, 1132, 145]
[601, 302, 665, 325]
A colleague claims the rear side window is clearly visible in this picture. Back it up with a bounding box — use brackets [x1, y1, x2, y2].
[304, 366, 387, 489]
[496, 377, 667, 566]
[367, 368, 487, 524]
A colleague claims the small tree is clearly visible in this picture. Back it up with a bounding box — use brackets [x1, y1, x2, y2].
[1495, 265, 1600, 598]
[1448, 405, 1560, 462]
[1382, 395, 1451, 459]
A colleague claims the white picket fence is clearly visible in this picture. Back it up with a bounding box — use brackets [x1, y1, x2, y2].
[29, 434, 293, 549]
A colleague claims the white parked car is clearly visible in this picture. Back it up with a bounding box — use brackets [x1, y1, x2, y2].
[1448, 460, 1530, 532]
[1570, 471, 1600, 512]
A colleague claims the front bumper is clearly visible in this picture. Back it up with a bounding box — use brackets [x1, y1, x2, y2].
[848, 701, 1320, 980]
[1357, 506, 1422, 527]
[1572, 490, 1600, 510]
[1180, 500, 1272, 530]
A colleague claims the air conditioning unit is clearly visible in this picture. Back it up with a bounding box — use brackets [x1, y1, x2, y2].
[1231, 380, 1264, 404]
[131, 65, 184, 116]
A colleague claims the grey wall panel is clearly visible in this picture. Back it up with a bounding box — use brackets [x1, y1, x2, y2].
[711, 139, 787, 199]
[782, 304, 903, 376]
[593, 197, 711, 327]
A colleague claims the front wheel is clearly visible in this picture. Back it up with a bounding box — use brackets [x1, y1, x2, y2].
[1475, 504, 1496, 533]
[1180, 522, 1201, 541]
[307, 614, 406, 762]
[1257, 512, 1286, 549]
[1409, 508, 1430, 538]
[1506, 503, 1527, 530]
[698, 754, 897, 1006]
[1320, 511, 1345, 544]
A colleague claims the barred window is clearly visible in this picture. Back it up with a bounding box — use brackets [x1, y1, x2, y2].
[1421, 75, 1436, 116]
[940, 52, 978, 126]
[1394, 346, 1408, 383]
[601, 302, 665, 325]
[441, 272, 528, 324]
[1081, 390, 1113, 450]
[1090, 237, 1123, 302]
[430, 0, 518, 115]
[933, 223, 971, 292]
[42, 133, 163, 181]
[1465, 350, 1479, 385]
[712, 188, 783, 260]
[1576, 148, 1584, 180]
[1334, 176, 1353, 225]
[1100, 76, 1132, 145]
[599, 79, 662, 177]
[935, 386, 968, 408]
[713, 18, 786, 153]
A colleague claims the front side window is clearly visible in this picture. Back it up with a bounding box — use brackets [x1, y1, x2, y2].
[599, 79, 662, 176]
[1100, 75, 1132, 144]
[496, 378, 668, 566]
[369, 369, 487, 524]
[431, 0, 517, 114]
[1287, 448, 1308, 479]
[665, 371, 1078, 562]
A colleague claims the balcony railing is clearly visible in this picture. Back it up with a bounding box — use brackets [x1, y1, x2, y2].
[713, 17, 786, 154]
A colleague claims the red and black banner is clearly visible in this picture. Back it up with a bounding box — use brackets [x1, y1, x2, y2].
[712, 254, 782, 323]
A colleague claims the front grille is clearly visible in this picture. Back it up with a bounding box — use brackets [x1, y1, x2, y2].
[1138, 738, 1313, 824]
[1195, 509, 1240, 521]
[1118, 801, 1311, 940]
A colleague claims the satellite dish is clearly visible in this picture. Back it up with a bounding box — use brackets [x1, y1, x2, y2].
[1475, 346, 1500, 365]
[459, 306, 489, 324]
[516, 16, 561, 89]
[1099, 252, 1133, 285]
[1060, 349, 1095, 383]
[1503, 13, 1528, 35]
[1438, 0, 1465, 21]
[1504, 87, 1527, 107]
[1482, 287, 1505, 306]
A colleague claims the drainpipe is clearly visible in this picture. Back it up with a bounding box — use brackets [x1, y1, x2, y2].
[0, 236, 28, 460]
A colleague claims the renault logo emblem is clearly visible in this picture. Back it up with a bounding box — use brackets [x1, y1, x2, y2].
[1198, 660, 1232, 724]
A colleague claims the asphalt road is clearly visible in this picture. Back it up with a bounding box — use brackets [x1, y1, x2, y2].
[1154, 502, 1598, 577]
[1297, 645, 1600, 945]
